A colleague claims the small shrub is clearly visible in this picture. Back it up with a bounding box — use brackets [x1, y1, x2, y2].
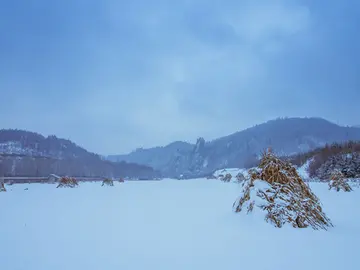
[102, 178, 114, 186]
[56, 177, 78, 188]
[328, 171, 352, 192]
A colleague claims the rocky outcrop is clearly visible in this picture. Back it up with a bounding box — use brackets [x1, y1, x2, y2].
[188, 137, 206, 174]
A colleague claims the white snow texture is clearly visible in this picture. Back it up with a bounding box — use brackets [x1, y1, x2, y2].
[1, 179, 359, 270]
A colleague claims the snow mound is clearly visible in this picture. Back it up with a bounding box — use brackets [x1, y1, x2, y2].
[233, 150, 333, 230]
[329, 171, 352, 192]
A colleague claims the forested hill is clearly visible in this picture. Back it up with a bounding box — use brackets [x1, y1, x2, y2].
[0, 129, 159, 178]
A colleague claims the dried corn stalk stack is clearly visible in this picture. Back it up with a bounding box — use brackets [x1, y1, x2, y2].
[56, 177, 79, 188]
[0, 181, 6, 192]
[236, 172, 246, 182]
[233, 150, 333, 230]
[222, 173, 232, 182]
[329, 171, 352, 192]
[102, 178, 114, 186]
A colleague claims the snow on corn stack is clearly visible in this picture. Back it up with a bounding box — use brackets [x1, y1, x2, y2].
[222, 173, 232, 182]
[329, 171, 352, 192]
[236, 172, 246, 182]
[102, 178, 114, 187]
[0, 181, 6, 192]
[233, 148, 333, 230]
[56, 177, 79, 188]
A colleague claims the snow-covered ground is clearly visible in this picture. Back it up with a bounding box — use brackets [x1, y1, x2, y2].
[297, 159, 312, 181]
[1, 179, 359, 270]
[214, 161, 314, 182]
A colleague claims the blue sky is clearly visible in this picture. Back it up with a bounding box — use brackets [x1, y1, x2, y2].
[0, 0, 359, 154]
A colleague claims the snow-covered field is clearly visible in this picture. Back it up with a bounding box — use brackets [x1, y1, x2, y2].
[1, 179, 359, 270]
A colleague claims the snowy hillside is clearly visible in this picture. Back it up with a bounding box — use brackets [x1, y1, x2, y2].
[0, 129, 158, 178]
[0, 141, 41, 156]
[0, 129, 96, 159]
[1, 180, 359, 270]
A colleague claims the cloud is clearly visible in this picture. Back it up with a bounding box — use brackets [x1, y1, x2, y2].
[0, 0, 359, 154]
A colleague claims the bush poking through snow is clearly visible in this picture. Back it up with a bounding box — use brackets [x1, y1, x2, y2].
[222, 173, 232, 182]
[56, 177, 78, 188]
[0, 181, 6, 192]
[233, 150, 333, 230]
[102, 178, 114, 186]
[329, 171, 352, 192]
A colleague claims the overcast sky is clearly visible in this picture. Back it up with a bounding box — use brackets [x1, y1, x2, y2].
[0, 0, 359, 155]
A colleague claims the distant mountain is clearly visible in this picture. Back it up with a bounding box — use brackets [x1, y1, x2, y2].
[108, 141, 194, 173]
[109, 117, 360, 178]
[0, 129, 159, 178]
